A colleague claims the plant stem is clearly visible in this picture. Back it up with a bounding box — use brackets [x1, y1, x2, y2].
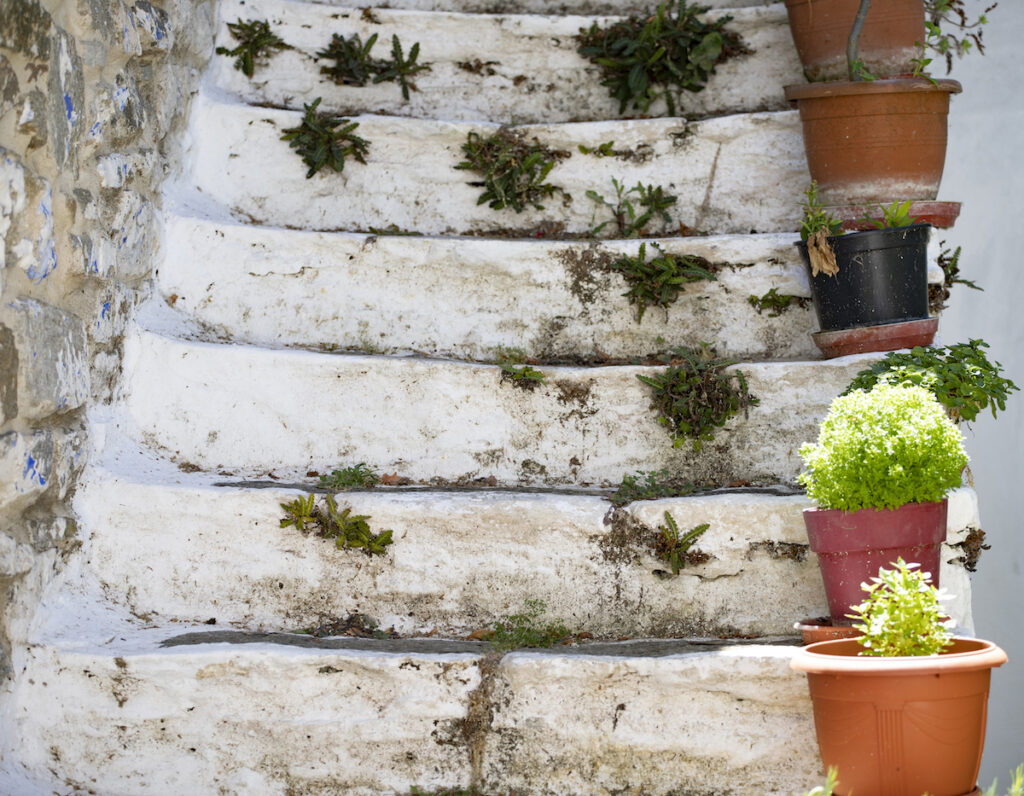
[847, 0, 872, 80]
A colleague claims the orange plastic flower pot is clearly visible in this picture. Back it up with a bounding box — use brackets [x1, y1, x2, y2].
[784, 78, 962, 205]
[791, 637, 1008, 796]
[784, 0, 925, 81]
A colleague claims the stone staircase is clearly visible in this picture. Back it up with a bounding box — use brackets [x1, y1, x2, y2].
[1, 1, 979, 794]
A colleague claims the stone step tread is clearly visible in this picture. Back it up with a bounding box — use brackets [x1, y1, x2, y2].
[70, 433, 979, 637]
[13, 601, 822, 795]
[306, 0, 775, 16]
[118, 323, 879, 486]
[179, 92, 810, 235]
[213, 0, 801, 123]
[161, 210, 945, 361]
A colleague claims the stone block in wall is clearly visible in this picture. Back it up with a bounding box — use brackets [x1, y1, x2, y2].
[0, 430, 53, 514]
[91, 282, 134, 343]
[53, 424, 88, 502]
[0, 148, 57, 283]
[1, 299, 89, 420]
[0, 0, 53, 60]
[132, 2, 172, 53]
[24, 516, 72, 552]
[0, 534, 36, 577]
[46, 28, 85, 172]
[0, 55, 19, 118]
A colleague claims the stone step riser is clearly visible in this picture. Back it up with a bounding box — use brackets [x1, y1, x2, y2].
[307, 0, 774, 14]
[181, 95, 809, 235]
[71, 466, 979, 636]
[161, 215, 827, 360]
[213, 0, 802, 124]
[120, 328, 875, 485]
[10, 632, 822, 795]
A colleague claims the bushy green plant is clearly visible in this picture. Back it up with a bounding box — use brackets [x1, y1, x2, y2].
[216, 19, 291, 78]
[280, 98, 369, 178]
[638, 344, 758, 452]
[456, 130, 569, 213]
[849, 558, 954, 657]
[747, 288, 809, 317]
[799, 384, 968, 512]
[488, 599, 570, 651]
[280, 493, 393, 555]
[860, 199, 920, 229]
[317, 32, 430, 100]
[844, 339, 1018, 423]
[799, 182, 843, 243]
[319, 462, 380, 489]
[653, 511, 709, 574]
[918, 0, 997, 75]
[610, 241, 716, 322]
[575, 0, 747, 116]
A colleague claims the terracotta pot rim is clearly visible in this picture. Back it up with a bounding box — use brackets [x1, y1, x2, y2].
[802, 499, 946, 518]
[791, 637, 1008, 675]
[784, 77, 962, 102]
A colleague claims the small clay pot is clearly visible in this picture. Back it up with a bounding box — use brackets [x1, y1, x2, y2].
[794, 617, 863, 645]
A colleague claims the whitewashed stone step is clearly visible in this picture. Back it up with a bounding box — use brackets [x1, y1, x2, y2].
[161, 212, 822, 360]
[213, 0, 801, 123]
[69, 434, 979, 635]
[180, 92, 809, 235]
[308, 0, 776, 14]
[9, 605, 822, 795]
[120, 325, 874, 485]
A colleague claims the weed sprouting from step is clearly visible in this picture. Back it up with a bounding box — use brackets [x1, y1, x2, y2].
[496, 347, 546, 390]
[216, 19, 292, 78]
[281, 493, 393, 555]
[608, 469, 696, 506]
[319, 462, 380, 489]
[586, 179, 677, 238]
[929, 241, 983, 315]
[487, 599, 571, 651]
[654, 511, 710, 575]
[575, 0, 748, 116]
[578, 141, 618, 157]
[317, 32, 431, 100]
[280, 98, 369, 178]
[637, 343, 759, 451]
[610, 241, 716, 322]
[747, 288, 810, 318]
[456, 129, 570, 213]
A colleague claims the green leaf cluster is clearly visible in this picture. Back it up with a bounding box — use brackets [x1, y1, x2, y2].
[844, 339, 1018, 424]
[488, 599, 570, 652]
[317, 33, 430, 100]
[496, 347, 546, 390]
[587, 178, 678, 238]
[280, 98, 369, 179]
[860, 199, 920, 230]
[637, 344, 758, 451]
[608, 469, 695, 506]
[747, 287, 808, 317]
[799, 181, 842, 242]
[610, 241, 716, 322]
[920, 0, 997, 74]
[280, 493, 393, 555]
[930, 242, 983, 314]
[982, 765, 1024, 796]
[849, 558, 954, 657]
[575, 0, 747, 115]
[216, 19, 291, 78]
[799, 384, 968, 512]
[319, 462, 380, 489]
[456, 130, 569, 213]
[654, 511, 709, 574]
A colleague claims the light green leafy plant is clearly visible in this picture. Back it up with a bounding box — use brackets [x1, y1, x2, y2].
[280, 493, 393, 555]
[608, 469, 695, 506]
[799, 181, 843, 243]
[799, 384, 968, 512]
[849, 558, 954, 657]
[844, 339, 1018, 423]
[747, 288, 809, 317]
[496, 347, 545, 390]
[982, 765, 1024, 796]
[319, 462, 380, 489]
[587, 179, 678, 238]
[803, 768, 840, 796]
[860, 199, 920, 229]
[918, 0, 997, 75]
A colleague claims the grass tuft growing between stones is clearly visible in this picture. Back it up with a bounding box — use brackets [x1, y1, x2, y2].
[487, 599, 571, 651]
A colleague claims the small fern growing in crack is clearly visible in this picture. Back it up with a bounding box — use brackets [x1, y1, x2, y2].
[654, 511, 710, 575]
[280, 98, 369, 178]
[216, 19, 291, 78]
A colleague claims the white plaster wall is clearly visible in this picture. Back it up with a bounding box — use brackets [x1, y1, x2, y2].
[940, 1, 1024, 783]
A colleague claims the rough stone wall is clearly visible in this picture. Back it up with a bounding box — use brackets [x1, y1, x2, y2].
[0, 0, 215, 677]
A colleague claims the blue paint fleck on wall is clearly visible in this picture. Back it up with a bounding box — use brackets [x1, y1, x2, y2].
[23, 455, 47, 487]
[101, 302, 111, 319]
[64, 93, 74, 122]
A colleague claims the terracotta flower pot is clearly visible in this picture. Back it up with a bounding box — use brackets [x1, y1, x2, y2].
[784, 0, 926, 81]
[784, 78, 962, 205]
[803, 500, 947, 624]
[791, 637, 1008, 796]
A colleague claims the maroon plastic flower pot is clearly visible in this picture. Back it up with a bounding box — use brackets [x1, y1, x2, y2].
[803, 500, 948, 624]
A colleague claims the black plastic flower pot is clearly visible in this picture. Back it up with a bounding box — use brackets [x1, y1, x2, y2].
[797, 223, 932, 332]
